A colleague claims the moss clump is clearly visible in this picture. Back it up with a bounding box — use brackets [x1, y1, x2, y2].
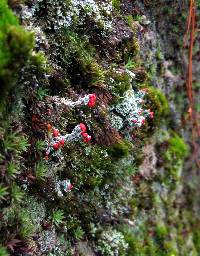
[108, 140, 132, 159]
[163, 240, 178, 255]
[0, 246, 9, 256]
[193, 229, 200, 253]
[112, 0, 120, 10]
[144, 86, 170, 125]
[121, 227, 140, 255]
[30, 52, 48, 73]
[62, 30, 104, 88]
[123, 38, 140, 62]
[125, 15, 135, 28]
[165, 133, 189, 161]
[155, 221, 168, 241]
[18, 209, 37, 238]
[17, 197, 46, 239]
[121, 225, 160, 256]
[107, 69, 131, 97]
[159, 132, 189, 184]
[0, 0, 34, 105]
[64, 144, 116, 188]
[87, 62, 105, 86]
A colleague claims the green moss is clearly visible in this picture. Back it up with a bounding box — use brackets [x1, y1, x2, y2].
[112, 0, 120, 10]
[144, 86, 170, 125]
[87, 62, 105, 86]
[11, 183, 24, 203]
[157, 132, 189, 185]
[121, 228, 139, 255]
[3, 132, 30, 153]
[125, 57, 137, 70]
[7, 161, 20, 179]
[165, 133, 189, 161]
[35, 139, 46, 152]
[125, 15, 135, 28]
[0, 1, 197, 254]
[30, 51, 48, 72]
[108, 140, 132, 159]
[123, 38, 140, 62]
[155, 221, 168, 240]
[0, 0, 34, 105]
[18, 197, 45, 239]
[62, 30, 102, 88]
[52, 209, 65, 227]
[193, 229, 200, 252]
[128, 87, 169, 146]
[0, 246, 9, 256]
[35, 160, 48, 181]
[36, 87, 49, 100]
[156, 48, 164, 61]
[73, 226, 85, 240]
[163, 240, 178, 255]
[132, 14, 143, 22]
[18, 208, 37, 238]
[0, 184, 9, 202]
[64, 144, 116, 188]
[152, 193, 162, 207]
[121, 225, 158, 256]
[64, 215, 81, 233]
[145, 238, 160, 255]
[107, 69, 131, 96]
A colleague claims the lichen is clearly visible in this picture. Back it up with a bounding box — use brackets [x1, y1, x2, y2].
[0, 0, 199, 255]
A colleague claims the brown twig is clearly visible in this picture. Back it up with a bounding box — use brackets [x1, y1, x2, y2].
[184, 0, 200, 168]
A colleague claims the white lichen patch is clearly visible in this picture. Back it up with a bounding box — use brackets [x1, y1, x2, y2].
[110, 114, 124, 130]
[24, 196, 46, 230]
[69, 0, 113, 31]
[97, 228, 128, 256]
[110, 88, 153, 138]
[38, 228, 57, 253]
[22, 0, 113, 32]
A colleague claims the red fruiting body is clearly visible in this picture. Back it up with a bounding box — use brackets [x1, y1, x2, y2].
[132, 119, 137, 123]
[67, 184, 73, 190]
[53, 143, 60, 150]
[80, 125, 91, 143]
[60, 138, 65, 146]
[88, 94, 96, 108]
[80, 123, 87, 132]
[141, 118, 145, 125]
[53, 129, 60, 137]
[81, 132, 89, 138]
[150, 111, 154, 119]
[83, 136, 91, 143]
